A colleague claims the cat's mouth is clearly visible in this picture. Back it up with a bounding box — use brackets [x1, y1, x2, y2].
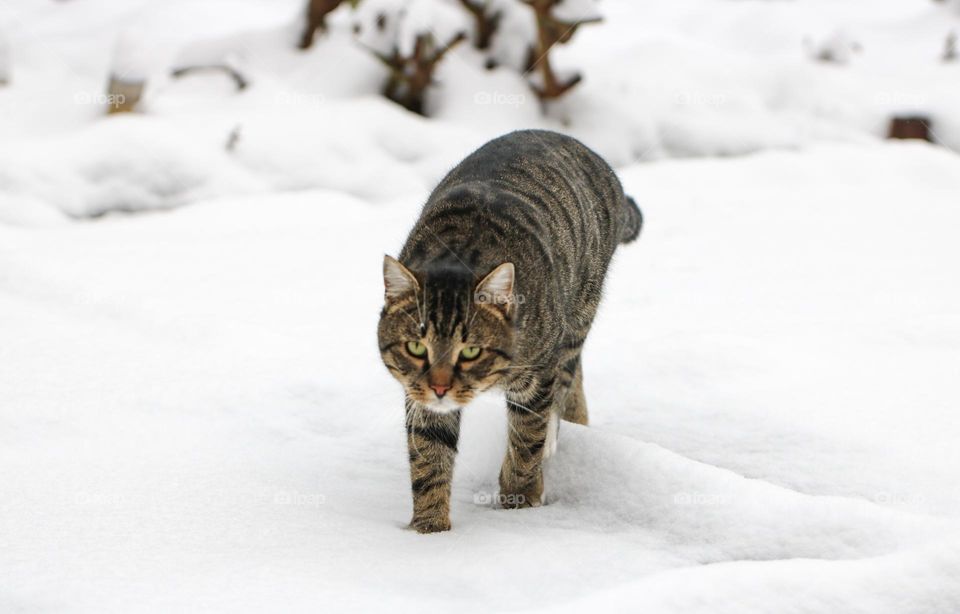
[424, 395, 463, 414]
[409, 389, 474, 414]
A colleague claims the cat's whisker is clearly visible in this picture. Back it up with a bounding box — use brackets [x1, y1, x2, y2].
[398, 308, 421, 330]
[409, 399, 426, 458]
[467, 302, 481, 329]
[491, 363, 545, 373]
[417, 287, 426, 332]
[506, 399, 540, 418]
[505, 420, 523, 455]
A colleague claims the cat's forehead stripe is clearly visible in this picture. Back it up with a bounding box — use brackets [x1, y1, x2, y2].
[421, 266, 473, 339]
[427, 285, 464, 338]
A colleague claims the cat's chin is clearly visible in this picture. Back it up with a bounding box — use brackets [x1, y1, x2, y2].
[423, 396, 464, 414]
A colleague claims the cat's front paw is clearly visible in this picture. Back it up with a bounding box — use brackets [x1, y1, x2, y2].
[498, 479, 543, 508]
[499, 468, 544, 509]
[410, 515, 452, 534]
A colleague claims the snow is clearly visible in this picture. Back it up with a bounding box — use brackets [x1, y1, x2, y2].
[552, 0, 601, 25]
[4, 142, 960, 612]
[3, 0, 960, 611]
[0, 29, 10, 85]
[485, 0, 537, 72]
[109, 28, 156, 83]
[396, 0, 470, 56]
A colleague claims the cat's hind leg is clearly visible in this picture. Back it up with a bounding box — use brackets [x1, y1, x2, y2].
[561, 356, 589, 425]
[543, 409, 560, 459]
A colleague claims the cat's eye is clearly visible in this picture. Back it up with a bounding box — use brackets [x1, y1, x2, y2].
[406, 341, 427, 357]
[460, 346, 481, 361]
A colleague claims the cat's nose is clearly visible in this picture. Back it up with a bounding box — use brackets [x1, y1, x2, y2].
[430, 383, 450, 398]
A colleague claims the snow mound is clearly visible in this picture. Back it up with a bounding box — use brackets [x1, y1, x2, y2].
[0, 99, 482, 220]
[2, 145, 959, 611]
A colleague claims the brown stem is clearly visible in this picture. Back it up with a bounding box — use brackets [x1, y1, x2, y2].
[457, 0, 501, 50]
[377, 31, 466, 115]
[170, 64, 249, 90]
[298, 0, 349, 49]
[521, 0, 599, 101]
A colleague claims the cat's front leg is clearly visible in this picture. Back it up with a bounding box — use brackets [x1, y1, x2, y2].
[405, 400, 461, 533]
[499, 379, 556, 508]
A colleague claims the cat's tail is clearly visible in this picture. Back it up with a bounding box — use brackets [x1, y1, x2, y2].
[619, 195, 643, 244]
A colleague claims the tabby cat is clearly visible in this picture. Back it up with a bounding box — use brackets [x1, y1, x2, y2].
[378, 130, 642, 533]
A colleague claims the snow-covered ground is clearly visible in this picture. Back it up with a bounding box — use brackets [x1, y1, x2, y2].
[3, 0, 960, 612]
[4, 143, 960, 612]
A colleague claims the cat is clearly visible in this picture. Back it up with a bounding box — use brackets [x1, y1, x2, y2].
[378, 129, 642, 533]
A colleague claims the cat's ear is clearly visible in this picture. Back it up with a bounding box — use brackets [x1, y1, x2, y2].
[383, 255, 419, 301]
[475, 262, 515, 317]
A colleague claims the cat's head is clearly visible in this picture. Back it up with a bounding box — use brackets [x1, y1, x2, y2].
[378, 255, 516, 413]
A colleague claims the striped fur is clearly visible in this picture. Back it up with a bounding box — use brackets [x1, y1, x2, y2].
[378, 130, 641, 533]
